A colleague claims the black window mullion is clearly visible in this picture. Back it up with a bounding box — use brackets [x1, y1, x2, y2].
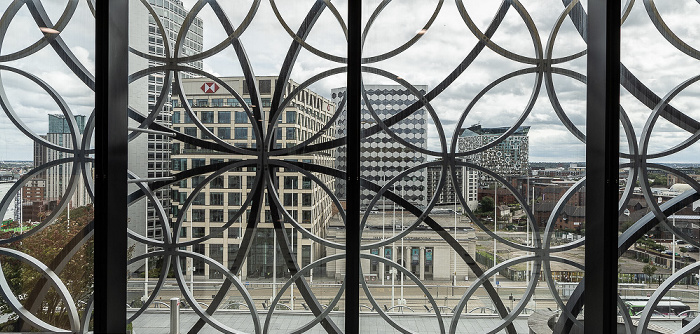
[95, 0, 129, 332]
[345, 1, 362, 332]
[585, 0, 621, 333]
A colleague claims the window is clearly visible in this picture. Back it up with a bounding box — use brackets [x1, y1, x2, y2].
[246, 176, 255, 189]
[228, 227, 239, 239]
[195, 99, 208, 107]
[172, 158, 187, 171]
[275, 127, 282, 140]
[224, 98, 239, 107]
[211, 176, 224, 189]
[204, 127, 214, 138]
[286, 127, 296, 140]
[210, 193, 224, 205]
[228, 244, 240, 268]
[192, 226, 204, 238]
[234, 111, 248, 123]
[286, 111, 296, 124]
[209, 244, 224, 278]
[234, 127, 248, 139]
[218, 111, 230, 123]
[191, 176, 205, 188]
[192, 159, 206, 168]
[302, 177, 312, 189]
[228, 193, 241, 206]
[284, 176, 298, 189]
[302, 193, 312, 206]
[218, 127, 231, 139]
[184, 127, 197, 137]
[192, 193, 205, 205]
[283, 193, 298, 206]
[228, 210, 240, 222]
[183, 112, 193, 123]
[210, 209, 224, 222]
[192, 210, 205, 222]
[228, 176, 241, 189]
[299, 245, 311, 268]
[259, 79, 271, 94]
[193, 244, 205, 275]
[262, 98, 272, 107]
[302, 210, 311, 224]
[211, 98, 223, 107]
[172, 110, 181, 123]
[200, 111, 214, 123]
[172, 99, 180, 108]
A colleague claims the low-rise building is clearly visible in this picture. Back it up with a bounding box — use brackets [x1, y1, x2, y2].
[324, 212, 476, 281]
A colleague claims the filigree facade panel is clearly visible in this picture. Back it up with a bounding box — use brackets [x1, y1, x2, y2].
[0, 0, 95, 332]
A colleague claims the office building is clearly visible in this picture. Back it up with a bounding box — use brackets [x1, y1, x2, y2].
[170, 76, 336, 280]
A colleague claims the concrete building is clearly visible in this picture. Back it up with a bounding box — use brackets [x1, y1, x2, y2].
[170, 76, 336, 280]
[324, 212, 476, 281]
[331, 85, 429, 210]
[45, 114, 89, 207]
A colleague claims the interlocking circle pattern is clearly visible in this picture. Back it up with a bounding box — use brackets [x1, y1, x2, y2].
[1, 0, 700, 333]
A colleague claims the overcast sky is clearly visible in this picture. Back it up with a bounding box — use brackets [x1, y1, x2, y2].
[1, 0, 699, 163]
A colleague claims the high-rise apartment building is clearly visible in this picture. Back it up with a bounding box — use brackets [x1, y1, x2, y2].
[33, 135, 47, 179]
[457, 125, 530, 206]
[331, 85, 428, 209]
[456, 125, 530, 178]
[45, 114, 88, 207]
[425, 160, 479, 210]
[170, 76, 336, 280]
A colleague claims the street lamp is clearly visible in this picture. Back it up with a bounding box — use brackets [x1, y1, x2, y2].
[493, 180, 498, 286]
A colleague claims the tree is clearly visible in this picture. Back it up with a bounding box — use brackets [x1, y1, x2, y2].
[0, 205, 94, 331]
[643, 264, 657, 286]
[478, 196, 495, 214]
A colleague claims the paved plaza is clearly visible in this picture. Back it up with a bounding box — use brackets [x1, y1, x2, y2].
[128, 311, 531, 333]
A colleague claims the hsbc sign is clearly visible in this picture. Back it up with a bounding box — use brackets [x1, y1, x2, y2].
[200, 82, 219, 93]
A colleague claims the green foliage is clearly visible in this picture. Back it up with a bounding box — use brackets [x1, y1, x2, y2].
[638, 237, 666, 252]
[477, 196, 495, 214]
[0, 205, 94, 331]
[643, 264, 657, 283]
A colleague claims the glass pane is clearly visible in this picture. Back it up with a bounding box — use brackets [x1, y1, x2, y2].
[127, 0, 347, 332]
[0, 1, 95, 331]
[618, 1, 700, 332]
[356, 0, 586, 332]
